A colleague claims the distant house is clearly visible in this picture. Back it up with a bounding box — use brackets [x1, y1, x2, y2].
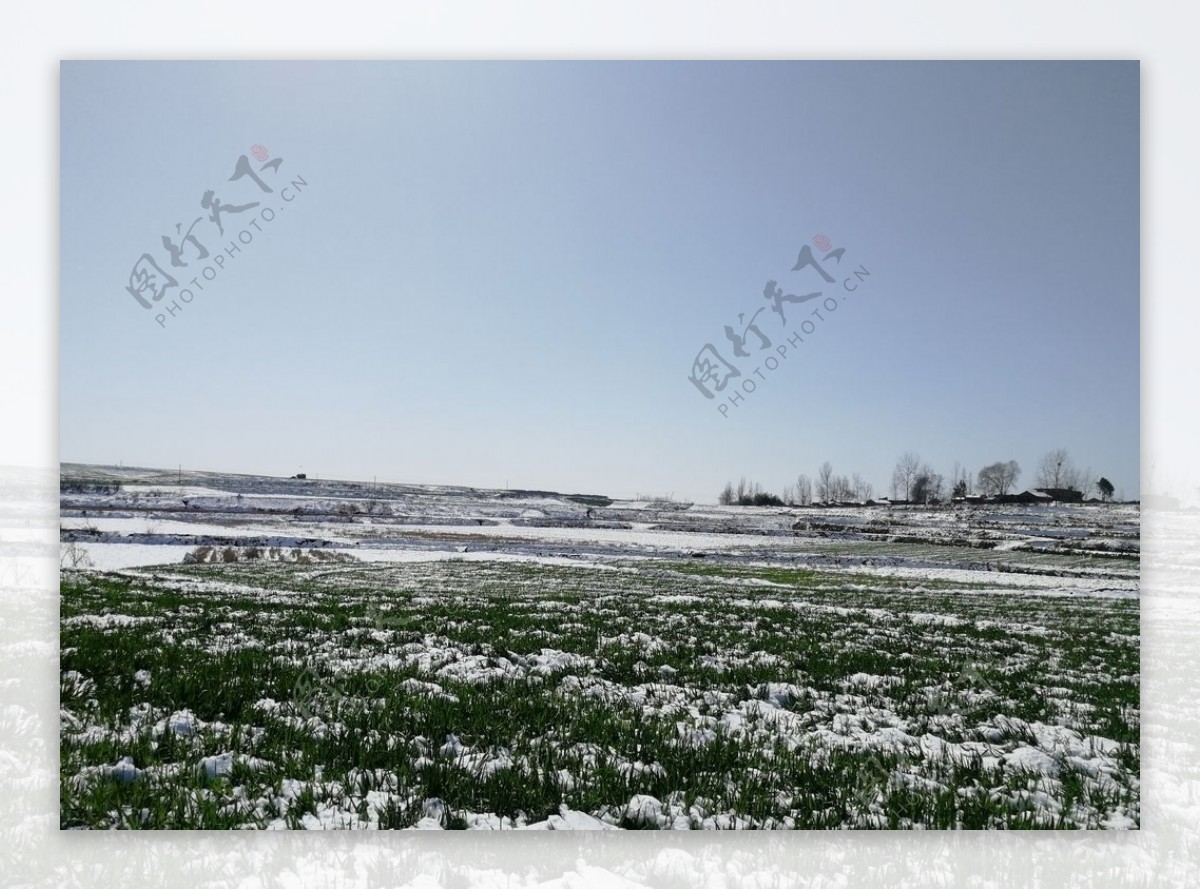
[990, 489, 1086, 505]
[1034, 487, 1084, 504]
[993, 490, 1052, 504]
[292, 473, 307, 480]
[957, 489, 1084, 505]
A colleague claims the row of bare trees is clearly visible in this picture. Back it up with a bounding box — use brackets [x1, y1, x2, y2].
[896, 449, 1111, 503]
[1034, 448, 1095, 494]
[719, 462, 873, 507]
[804, 461, 873, 505]
[717, 478, 785, 507]
[719, 448, 1117, 507]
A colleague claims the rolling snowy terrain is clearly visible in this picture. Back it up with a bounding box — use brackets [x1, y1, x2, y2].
[59, 464, 1140, 829]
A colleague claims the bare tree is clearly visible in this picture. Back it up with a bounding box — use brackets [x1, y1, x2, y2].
[736, 477, 748, 503]
[718, 481, 735, 505]
[795, 474, 813, 506]
[950, 462, 971, 497]
[978, 460, 1021, 496]
[912, 473, 929, 504]
[911, 464, 944, 505]
[60, 541, 93, 569]
[1072, 465, 1094, 499]
[977, 464, 1000, 496]
[816, 462, 835, 504]
[852, 473, 873, 503]
[1036, 449, 1095, 496]
[950, 461, 971, 498]
[835, 474, 854, 502]
[892, 452, 921, 502]
[1001, 460, 1021, 494]
[1036, 448, 1075, 489]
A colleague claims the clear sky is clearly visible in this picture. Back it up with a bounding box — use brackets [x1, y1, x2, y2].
[60, 61, 1139, 502]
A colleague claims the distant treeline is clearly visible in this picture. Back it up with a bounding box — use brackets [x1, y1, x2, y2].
[719, 450, 1118, 507]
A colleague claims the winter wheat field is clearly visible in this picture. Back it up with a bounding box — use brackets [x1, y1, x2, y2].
[58, 464, 1140, 830]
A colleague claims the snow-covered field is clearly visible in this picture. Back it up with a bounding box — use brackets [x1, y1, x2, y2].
[59, 464, 1140, 829]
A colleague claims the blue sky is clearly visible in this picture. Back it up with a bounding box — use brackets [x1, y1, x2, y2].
[60, 61, 1139, 502]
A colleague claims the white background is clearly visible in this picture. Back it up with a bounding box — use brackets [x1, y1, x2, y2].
[2, 1, 1198, 886]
